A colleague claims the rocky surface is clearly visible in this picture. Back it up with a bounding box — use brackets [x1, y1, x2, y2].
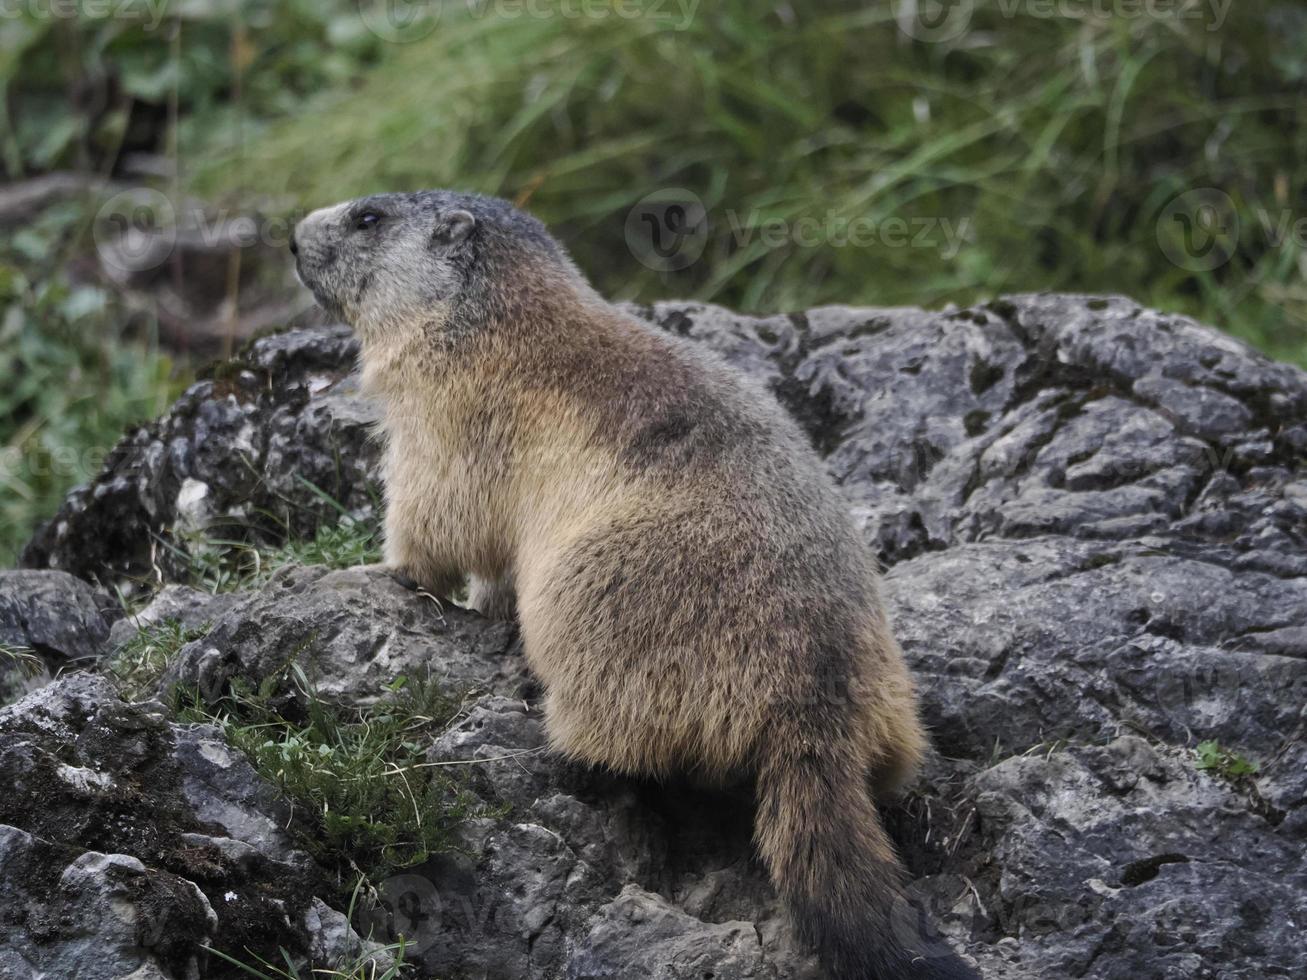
[9, 293, 1307, 978]
[0, 673, 386, 979]
[22, 323, 377, 589]
[0, 570, 119, 703]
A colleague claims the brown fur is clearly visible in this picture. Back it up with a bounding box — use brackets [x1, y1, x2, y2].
[292, 191, 977, 980]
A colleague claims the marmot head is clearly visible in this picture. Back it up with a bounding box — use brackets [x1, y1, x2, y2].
[291, 189, 575, 339]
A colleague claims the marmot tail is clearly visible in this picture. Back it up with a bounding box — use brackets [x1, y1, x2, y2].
[754, 735, 982, 980]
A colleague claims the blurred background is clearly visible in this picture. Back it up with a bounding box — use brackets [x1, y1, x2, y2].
[2, 0, 1306, 562]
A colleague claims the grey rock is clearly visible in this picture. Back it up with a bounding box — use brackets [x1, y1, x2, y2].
[13, 294, 1307, 978]
[0, 569, 117, 663]
[303, 897, 398, 975]
[21, 324, 378, 592]
[970, 736, 1307, 979]
[885, 537, 1307, 812]
[0, 674, 377, 978]
[159, 564, 523, 706]
[569, 885, 780, 979]
[107, 584, 237, 650]
[1, 569, 118, 704]
[0, 824, 217, 980]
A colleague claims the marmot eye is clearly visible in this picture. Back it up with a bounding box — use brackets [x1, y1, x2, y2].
[354, 211, 381, 231]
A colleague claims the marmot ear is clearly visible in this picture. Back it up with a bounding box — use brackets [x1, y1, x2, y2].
[432, 209, 476, 249]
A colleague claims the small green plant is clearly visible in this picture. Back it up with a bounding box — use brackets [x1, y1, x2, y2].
[105, 618, 209, 701]
[181, 515, 381, 594]
[1194, 740, 1260, 781]
[179, 666, 487, 881]
[0, 641, 46, 707]
[167, 479, 384, 594]
[256, 517, 383, 580]
[0, 642, 43, 676]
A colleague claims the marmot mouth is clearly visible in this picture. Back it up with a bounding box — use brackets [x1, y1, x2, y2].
[295, 264, 345, 321]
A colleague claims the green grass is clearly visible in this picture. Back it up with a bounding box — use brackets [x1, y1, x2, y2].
[150, 477, 382, 594]
[177, 504, 383, 594]
[178, 665, 489, 880]
[105, 618, 210, 701]
[0, 642, 41, 674]
[248, 515, 383, 583]
[205, 943, 407, 980]
[190, 1, 1307, 366]
[1, 641, 46, 706]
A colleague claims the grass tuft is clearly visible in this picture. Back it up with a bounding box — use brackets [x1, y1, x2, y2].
[204, 944, 407, 980]
[0, 642, 43, 677]
[164, 479, 383, 595]
[1, 642, 47, 706]
[255, 518, 384, 582]
[105, 618, 210, 701]
[185, 514, 383, 594]
[178, 665, 489, 881]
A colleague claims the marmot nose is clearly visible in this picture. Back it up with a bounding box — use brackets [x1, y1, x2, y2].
[288, 231, 298, 256]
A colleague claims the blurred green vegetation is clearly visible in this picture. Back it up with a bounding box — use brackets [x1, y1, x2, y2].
[0, 200, 181, 563]
[189, 0, 1307, 360]
[2, 0, 1307, 563]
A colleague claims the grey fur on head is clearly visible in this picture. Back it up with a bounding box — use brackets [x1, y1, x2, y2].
[291, 190, 574, 339]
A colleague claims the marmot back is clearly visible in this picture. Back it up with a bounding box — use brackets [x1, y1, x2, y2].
[292, 189, 980, 980]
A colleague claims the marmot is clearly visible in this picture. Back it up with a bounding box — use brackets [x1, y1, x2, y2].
[291, 190, 979, 980]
